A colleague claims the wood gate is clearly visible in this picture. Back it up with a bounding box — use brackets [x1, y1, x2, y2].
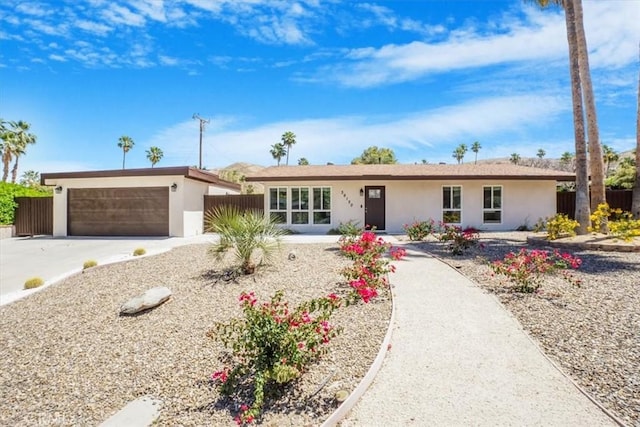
[14, 197, 53, 236]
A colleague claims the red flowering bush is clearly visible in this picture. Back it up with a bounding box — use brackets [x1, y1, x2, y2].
[209, 290, 342, 425]
[490, 248, 582, 293]
[339, 231, 406, 303]
[437, 224, 479, 255]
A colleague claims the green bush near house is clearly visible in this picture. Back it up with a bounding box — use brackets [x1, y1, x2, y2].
[0, 182, 51, 225]
[24, 277, 44, 289]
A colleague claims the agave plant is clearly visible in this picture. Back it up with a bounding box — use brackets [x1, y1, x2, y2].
[205, 205, 284, 274]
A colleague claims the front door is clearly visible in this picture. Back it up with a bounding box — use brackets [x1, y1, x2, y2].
[364, 186, 385, 230]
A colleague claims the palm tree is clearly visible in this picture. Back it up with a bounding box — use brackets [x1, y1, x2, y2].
[20, 170, 40, 187]
[297, 157, 309, 165]
[452, 144, 467, 164]
[270, 143, 286, 166]
[281, 131, 296, 166]
[633, 60, 640, 219]
[9, 120, 37, 183]
[509, 153, 521, 165]
[117, 135, 134, 169]
[560, 151, 575, 171]
[537, 148, 546, 159]
[602, 145, 619, 176]
[471, 141, 481, 164]
[146, 146, 164, 168]
[531, 0, 590, 233]
[0, 119, 13, 182]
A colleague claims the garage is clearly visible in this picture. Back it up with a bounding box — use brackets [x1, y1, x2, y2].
[67, 187, 169, 236]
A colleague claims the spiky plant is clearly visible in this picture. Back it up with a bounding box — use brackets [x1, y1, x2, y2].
[204, 205, 284, 274]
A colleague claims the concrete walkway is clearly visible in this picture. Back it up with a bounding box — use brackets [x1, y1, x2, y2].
[342, 244, 615, 426]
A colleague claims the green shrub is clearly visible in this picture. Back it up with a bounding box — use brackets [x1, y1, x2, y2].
[590, 203, 640, 241]
[545, 214, 579, 240]
[83, 260, 98, 269]
[403, 219, 436, 241]
[0, 182, 51, 225]
[204, 205, 284, 275]
[327, 220, 363, 236]
[24, 277, 44, 289]
[133, 248, 146, 256]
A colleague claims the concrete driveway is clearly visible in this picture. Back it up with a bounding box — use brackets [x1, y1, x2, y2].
[0, 234, 218, 306]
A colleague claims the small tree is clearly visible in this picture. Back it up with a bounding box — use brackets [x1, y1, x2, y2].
[602, 144, 619, 176]
[510, 153, 521, 165]
[19, 170, 40, 187]
[204, 206, 284, 275]
[270, 143, 286, 166]
[297, 157, 309, 165]
[146, 146, 164, 168]
[117, 136, 134, 169]
[351, 146, 397, 164]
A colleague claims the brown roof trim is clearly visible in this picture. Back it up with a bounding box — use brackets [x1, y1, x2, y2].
[41, 166, 241, 190]
[249, 174, 575, 182]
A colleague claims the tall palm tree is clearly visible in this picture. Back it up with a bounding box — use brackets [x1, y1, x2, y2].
[0, 119, 11, 182]
[602, 145, 619, 176]
[146, 146, 164, 168]
[571, 0, 606, 214]
[20, 170, 40, 187]
[281, 131, 296, 166]
[632, 58, 640, 219]
[270, 143, 286, 166]
[471, 141, 481, 164]
[452, 146, 464, 164]
[117, 135, 134, 169]
[9, 120, 37, 183]
[531, 0, 590, 233]
[509, 153, 521, 165]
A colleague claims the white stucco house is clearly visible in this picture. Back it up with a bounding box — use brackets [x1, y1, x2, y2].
[41, 166, 240, 237]
[245, 164, 575, 233]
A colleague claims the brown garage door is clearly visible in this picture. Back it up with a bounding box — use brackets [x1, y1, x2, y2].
[68, 187, 169, 236]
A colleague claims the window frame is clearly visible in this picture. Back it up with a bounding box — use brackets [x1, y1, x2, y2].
[290, 186, 310, 225]
[268, 187, 288, 224]
[442, 185, 462, 224]
[482, 185, 503, 224]
[312, 186, 332, 225]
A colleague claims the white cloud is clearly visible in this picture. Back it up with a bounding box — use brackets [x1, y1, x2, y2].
[321, 2, 640, 88]
[48, 54, 66, 62]
[158, 55, 178, 66]
[16, 2, 51, 17]
[101, 4, 146, 27]
[146, 94, 569, 167]
[128, 0, 167, 22]
[76, 19, 112, 36]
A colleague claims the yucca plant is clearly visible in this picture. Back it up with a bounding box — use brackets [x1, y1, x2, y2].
[204, 205, 284, 275]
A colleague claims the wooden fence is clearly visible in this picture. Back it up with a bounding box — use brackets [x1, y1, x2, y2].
[203, 194, 264, 220]
[14, 196, 53, 236]
[557, 190, 632, 219]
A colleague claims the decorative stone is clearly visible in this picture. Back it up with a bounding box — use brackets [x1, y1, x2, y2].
[288, 251, 297, 261]
[334, 390, 349, 403]
[120, 287, 172, 315]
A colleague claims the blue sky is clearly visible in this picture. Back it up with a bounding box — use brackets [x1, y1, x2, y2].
[1, 0, 639, 174]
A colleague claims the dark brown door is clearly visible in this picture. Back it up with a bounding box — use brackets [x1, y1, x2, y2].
[364, 186, 385, 230]
[68, 187, 169, 236]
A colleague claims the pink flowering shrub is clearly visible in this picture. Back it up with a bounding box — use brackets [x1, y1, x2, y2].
[339, 231, 406, 303]
[437, 224, 480, 255]
[490, 248, 582, 293]
[403, 219, 436, 241]
[209, 290, 341, 425]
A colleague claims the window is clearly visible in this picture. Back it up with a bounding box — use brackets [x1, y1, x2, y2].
[313, 187, 331, 224]
[269, 187, 287, 223]
[442, 186, 462, 223]
[290, 187, 309, 224]
[483, 186, 502, 223]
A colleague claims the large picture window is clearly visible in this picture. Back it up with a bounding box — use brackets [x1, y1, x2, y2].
[269, 187, 287, 223]
[312, 187, 331, 224]
[442, 185, 462, 223]
[291, 187, 310, 224]
[483, 186, 502, 224]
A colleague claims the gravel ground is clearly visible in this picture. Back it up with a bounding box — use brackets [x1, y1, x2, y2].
[0, 243, 392, 427]
[411, 231, 640, 427]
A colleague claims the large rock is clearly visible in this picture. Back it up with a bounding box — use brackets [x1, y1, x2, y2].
[120, 287, 172, 315]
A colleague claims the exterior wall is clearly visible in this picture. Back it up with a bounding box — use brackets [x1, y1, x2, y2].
[262, 179, 557, 233]
[208, 185, 240, 196]
[46, 176, 234, 237]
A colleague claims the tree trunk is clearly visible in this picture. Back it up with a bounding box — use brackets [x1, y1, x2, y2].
[565, 0, 590, 234]
[1, 153, 10, 182]
[10, 156, 19, 183]
[632, 49, 640, 219]
[122, 151, 126, 169]
[571, 0, 606, 220]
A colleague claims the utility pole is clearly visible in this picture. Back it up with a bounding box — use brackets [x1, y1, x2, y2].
[192, 113, 210, 169]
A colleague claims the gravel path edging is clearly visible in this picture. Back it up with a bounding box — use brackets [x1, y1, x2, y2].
[320, 280, 397, 427]
[426, 248, 630, 427]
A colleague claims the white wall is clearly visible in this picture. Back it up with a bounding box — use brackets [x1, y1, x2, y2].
[262, 179, 558, 233]
[46, 176, 233, 237]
